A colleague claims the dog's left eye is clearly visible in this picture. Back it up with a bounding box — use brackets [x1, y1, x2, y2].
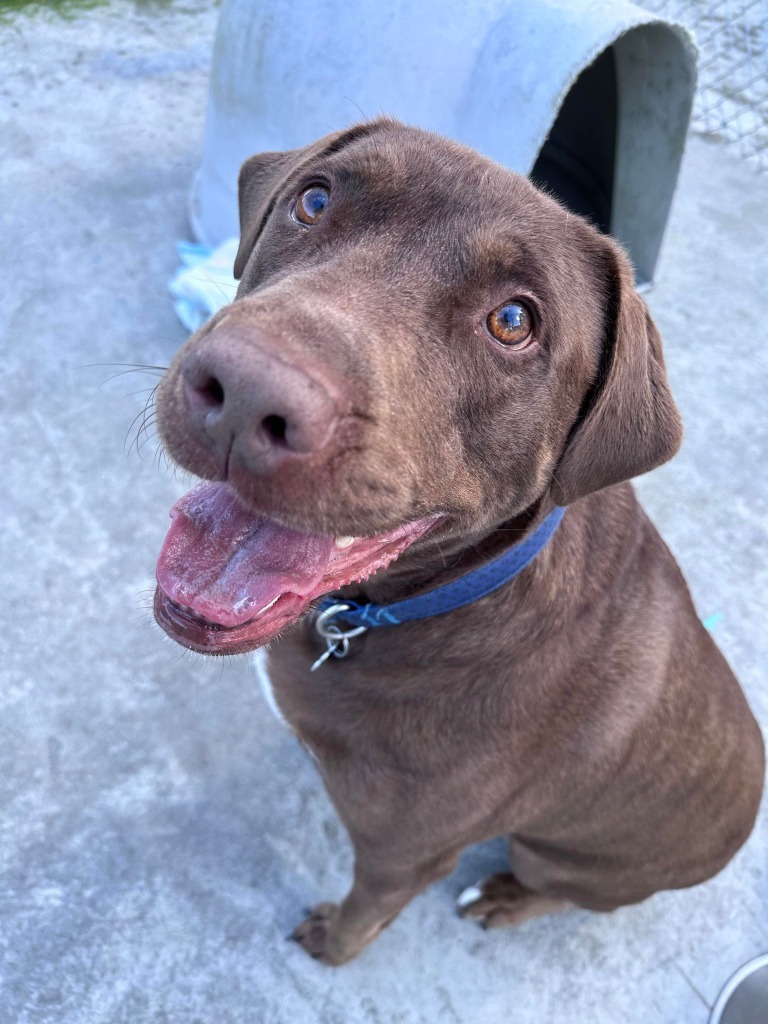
[294, 185, 330, 225]
[485, 301, 534, 348]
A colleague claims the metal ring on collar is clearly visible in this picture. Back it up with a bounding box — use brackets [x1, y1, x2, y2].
[311, 603, 369, 671]
[314, 603, 368, 643]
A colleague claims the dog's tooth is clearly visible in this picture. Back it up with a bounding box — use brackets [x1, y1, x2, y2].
[255, 595, 280, 616]
[334, 536, 357, 549]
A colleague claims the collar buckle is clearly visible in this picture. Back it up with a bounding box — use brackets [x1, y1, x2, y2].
[311, 603, 368, 671]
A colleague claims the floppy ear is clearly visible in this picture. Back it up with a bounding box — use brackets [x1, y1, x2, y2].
[233, 149, 306, 280]
[551, 240, 683, 505]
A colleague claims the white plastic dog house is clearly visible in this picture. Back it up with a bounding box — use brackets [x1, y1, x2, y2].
[191, 0, 696, 287]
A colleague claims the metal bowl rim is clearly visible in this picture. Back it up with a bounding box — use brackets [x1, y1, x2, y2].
[709, 952, 768, 1024]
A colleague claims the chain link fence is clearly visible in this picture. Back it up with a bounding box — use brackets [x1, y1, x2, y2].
[638, 0, 768, 171]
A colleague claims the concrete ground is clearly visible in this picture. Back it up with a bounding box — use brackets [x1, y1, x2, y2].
[1, 3, 766, 1022]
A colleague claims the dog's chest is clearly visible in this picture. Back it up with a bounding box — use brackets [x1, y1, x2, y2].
[252, 648, 289, 727]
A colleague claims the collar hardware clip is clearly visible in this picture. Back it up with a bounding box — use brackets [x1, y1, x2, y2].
[311, 603, 368, 672]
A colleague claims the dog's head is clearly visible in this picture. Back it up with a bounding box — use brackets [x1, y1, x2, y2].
[154, 119, 682, 654]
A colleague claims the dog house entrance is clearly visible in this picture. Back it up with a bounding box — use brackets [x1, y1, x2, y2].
[531, 47, 617, 237]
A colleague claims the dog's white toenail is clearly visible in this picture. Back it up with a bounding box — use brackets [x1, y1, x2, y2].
[456, 885, 483, 909]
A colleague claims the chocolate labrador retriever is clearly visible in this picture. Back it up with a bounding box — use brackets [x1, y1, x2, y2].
[152, 119, 764, 965]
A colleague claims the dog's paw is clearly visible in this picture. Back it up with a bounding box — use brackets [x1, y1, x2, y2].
[456, 881, 504, 929]
[457, 874, 567, 929]
[290, 903, 346, 964]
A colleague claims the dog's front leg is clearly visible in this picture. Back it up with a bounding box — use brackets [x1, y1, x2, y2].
[291, 849, 457, 965]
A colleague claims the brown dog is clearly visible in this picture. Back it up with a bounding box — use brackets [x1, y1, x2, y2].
[152, 119, 764, 965]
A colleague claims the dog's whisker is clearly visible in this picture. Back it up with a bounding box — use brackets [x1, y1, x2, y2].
[152, 439, 169, 473]
[101, 368, 167, 385]
[179, 273, 236, 304]
[124, 406, 151, 456]
[125, 383, 162, 460]
[136, 417, 158, 452]
[137, 432, 160, 463]
[86, 362, 169, 370]
[124, 386, 162, 399]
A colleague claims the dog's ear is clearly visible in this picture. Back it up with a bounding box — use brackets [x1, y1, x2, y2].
[234, 148, 307, 280]
[551, 240, 683, 506]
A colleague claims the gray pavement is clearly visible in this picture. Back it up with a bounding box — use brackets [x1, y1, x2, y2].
[1, 3, 766, 1022]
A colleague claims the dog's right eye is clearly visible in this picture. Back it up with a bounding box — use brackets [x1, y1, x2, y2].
[485, 301, 535, 348]
[294, 185, 330, 225]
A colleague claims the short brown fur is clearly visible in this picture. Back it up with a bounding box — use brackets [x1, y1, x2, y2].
[156, 120, 764, 964]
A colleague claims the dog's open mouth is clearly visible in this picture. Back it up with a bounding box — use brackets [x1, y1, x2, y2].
[154, 481, 439, 655]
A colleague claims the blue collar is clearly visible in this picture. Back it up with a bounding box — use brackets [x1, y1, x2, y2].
[311, 505, 565, 669]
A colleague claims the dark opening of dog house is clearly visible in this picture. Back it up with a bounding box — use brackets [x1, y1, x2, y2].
[529, 25, 696, 285]
[531, 47, 617, 238]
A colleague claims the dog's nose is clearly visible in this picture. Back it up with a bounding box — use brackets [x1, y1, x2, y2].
[181, 326, 339, 473]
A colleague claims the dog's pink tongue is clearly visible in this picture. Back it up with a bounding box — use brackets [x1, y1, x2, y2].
[156, 482, 334, 627]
